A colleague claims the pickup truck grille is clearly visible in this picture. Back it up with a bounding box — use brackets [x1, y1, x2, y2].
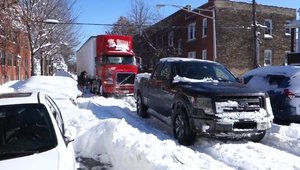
[215, 96, 263, 112]
[117, 73, 135, 85]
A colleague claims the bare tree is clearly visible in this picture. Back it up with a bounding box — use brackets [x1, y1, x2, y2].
[17, 0, 79, 75]
[106, 16, 136, 36]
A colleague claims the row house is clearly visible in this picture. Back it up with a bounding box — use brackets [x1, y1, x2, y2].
[141, 0, 296, 76]
[0, 0, 31, 85]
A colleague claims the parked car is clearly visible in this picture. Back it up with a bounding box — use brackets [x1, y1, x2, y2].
[0, 91, 77, 170]
[134, 57, 273, 145]
[242, 65, 300, 124]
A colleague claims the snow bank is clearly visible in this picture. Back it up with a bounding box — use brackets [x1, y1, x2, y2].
[75, 119, 233, 170]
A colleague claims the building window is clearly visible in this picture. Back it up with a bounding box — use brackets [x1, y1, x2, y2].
[14, 55, 18, 66]
[168, 31, 174, 47]
[202, 18, 208, 38]
[202, 49, 207, 60]
[188, 22, 196, 41]
[12, 31, 18, 43]
[188, 51, 196, 58]
[161, 35, 164, 48]
[264, 19, 273, 39]
[264, 50, 272, 66]
[0, 50, 4, 65]
[177, 39, 182, 55]
[7, 53, 12, 66]
[285, 20, 291, 36]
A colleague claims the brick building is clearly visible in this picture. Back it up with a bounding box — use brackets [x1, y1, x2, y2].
[141, 0, 296, 76]
[0, 0, 31, 85]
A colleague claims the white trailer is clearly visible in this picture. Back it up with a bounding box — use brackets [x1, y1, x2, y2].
[76, 36, 96, 79]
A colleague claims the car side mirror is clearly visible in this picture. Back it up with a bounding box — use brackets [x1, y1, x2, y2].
[64, 126, 77, 145]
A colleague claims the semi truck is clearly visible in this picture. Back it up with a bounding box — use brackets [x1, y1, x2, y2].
[76, 35, 138, 97]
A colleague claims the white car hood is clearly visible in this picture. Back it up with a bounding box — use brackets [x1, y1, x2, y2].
[0, 148, 59, 170]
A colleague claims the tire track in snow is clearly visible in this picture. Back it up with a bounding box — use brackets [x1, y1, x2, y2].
[192, 139, 300, 169]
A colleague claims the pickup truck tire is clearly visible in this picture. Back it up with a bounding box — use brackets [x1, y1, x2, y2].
[250, 131, 266, 142]
[136, 93, 149, 118]
[173, 102, 196, 146]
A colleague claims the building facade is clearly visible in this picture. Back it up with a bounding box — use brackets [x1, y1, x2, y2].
[0, 0, 31, 85]
[141, 0, 296, 76]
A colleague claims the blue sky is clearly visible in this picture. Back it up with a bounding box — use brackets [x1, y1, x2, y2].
[73, 0, 298, 50]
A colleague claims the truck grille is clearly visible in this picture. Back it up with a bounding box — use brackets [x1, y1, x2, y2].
[215, 96, 263, 113]
[117, 73, 135, 85]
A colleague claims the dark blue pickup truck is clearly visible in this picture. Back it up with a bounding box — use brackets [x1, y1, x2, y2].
[134, 57, 273, 145]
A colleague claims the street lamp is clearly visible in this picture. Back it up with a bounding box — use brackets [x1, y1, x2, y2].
[156, 4, 217, 61]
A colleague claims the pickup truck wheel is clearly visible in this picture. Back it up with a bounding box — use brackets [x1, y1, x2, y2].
[137, 93, 148, 118]
[250, 131, 266, 142]
[173, 106, 196, 146]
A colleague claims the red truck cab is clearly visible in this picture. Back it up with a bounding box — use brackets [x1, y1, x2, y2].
[95, 35, 138, 96]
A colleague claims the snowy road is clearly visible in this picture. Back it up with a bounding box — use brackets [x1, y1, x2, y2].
[73, 95, 300, 170]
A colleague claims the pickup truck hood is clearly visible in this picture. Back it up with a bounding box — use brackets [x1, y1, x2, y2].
[178, 82, 264, 95]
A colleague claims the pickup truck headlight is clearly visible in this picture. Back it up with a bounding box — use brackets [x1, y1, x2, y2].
[192, 97, 214, 115]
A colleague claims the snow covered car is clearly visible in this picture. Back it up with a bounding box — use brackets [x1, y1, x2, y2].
[135, 57, 274, 145]
[242, 65, 300, 124]
[0, 91, 77, 170]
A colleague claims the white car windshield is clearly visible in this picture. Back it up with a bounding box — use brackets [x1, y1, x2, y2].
[0, 104, 57, 160]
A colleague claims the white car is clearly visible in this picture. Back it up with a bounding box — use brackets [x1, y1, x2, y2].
[0, 91, 77, 170]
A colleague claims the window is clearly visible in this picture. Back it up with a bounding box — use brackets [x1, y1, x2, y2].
[14, 55, 18, 66]
[152, 63, 164, 79]
[177, 39, 182, 55]
[0, 50, 4, 65]
[202, 49, 207, 60]
[188, 51, 196, 58]
[168, 31, 174, 47]
[7, 53, 12, 66]
[12, 31, 18, 43]
[160, 63, 171, 80]
[264, 50, 272, 66]
[188, 22, 196, 41]
[202, 18, 208, 38]
[285, 20, 291, 36]
[264, 19, 273, 38]
[45, 95, 65, 135]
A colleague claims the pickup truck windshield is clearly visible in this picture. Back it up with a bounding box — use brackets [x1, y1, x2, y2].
[103, 55, 136, 65]
[0, 104, 57, 160]
[178, 61, 237, 82]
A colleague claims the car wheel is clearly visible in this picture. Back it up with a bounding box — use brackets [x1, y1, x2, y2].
[250, 130, 266, 142]
[173, 104, 196, 146]
[136, 93, 148, 118]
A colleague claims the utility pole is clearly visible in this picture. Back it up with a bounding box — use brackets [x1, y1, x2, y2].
[252, 0, 259, 67]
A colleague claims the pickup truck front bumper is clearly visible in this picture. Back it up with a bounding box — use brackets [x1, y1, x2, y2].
[190, 110, 273, 137]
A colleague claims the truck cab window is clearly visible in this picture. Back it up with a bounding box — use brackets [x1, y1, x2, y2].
[152, 63, 164, 79]
[160, 63, 171, 80]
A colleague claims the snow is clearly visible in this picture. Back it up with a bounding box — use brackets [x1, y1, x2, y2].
[1, 73, 300, 169]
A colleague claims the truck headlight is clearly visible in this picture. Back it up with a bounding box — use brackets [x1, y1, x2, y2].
[193, 97, 214, 115]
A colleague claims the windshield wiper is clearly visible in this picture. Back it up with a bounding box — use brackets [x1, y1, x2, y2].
[0, 150, 39, 160]
[217, 78, 236, 82]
